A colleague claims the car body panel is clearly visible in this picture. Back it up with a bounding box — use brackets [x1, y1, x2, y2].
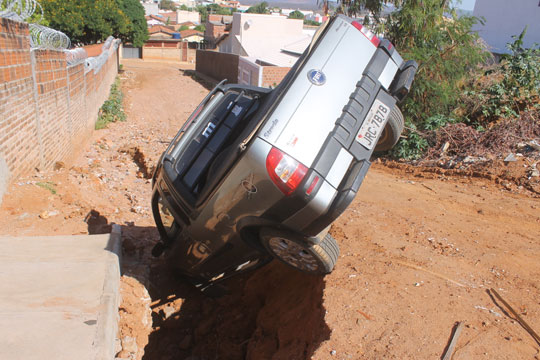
[150, 14, 417, 288]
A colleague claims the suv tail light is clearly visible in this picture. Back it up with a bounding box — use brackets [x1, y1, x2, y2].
[351, 21, 380, 47]
[266, 147, 307, 196]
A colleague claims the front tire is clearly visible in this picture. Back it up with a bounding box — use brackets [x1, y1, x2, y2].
[259, 228, 339, 275]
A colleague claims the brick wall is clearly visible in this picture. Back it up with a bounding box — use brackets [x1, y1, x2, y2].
[0, 18, 118, 202]
[196, 50, 238, 82]
[143, 42, 196, 62]
[261, 66, 291, 88]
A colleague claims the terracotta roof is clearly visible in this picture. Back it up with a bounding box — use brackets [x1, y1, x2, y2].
[180, 29, 203, 38]
[146, 14, 164, 21]
[148, 25, 176, 35]
[178, 21, 196, 27]
[159, 12, 176, 22]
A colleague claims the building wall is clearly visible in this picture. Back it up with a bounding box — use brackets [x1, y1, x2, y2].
[143, 42, 196, 62]
[196, 50, 239, 82]
[176, 10, 200, 24]
[261, 66, 290, 88]
[238, 57, 261, 86]
[143, 2, 159, 15]
[0, 18, 118, 203]
[472, 0, 540, 53]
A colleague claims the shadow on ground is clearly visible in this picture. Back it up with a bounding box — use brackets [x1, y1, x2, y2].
[179, 69, 217, 91]
[87, 214, 331, 360]
[143, 253, 331, 360]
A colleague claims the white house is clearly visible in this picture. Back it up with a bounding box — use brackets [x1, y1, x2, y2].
[142, 2, 159, 16]
[218, 12, 311, 67]
[472, 0, 540, 54]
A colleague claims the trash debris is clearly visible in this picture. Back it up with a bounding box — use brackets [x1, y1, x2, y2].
[528, 140, 540, 151]
[474, 305, 502, 317]
[441, 321, 464, 360]
[489, 288, 540, 346]
[504, 153, 517, 162]
[356, 309, 372, 320]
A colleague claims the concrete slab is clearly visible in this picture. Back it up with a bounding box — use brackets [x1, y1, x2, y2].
[0, 226, 122, 360]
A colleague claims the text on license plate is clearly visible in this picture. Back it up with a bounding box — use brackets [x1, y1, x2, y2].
[355, 99, 391, 150]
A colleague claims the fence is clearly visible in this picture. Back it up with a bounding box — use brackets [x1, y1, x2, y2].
[196, 50, 239, 83]
[0, 18, 118, 202]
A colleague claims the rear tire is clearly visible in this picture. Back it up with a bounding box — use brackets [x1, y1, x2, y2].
[374, 106, 404, 152]
[259, 228, 339, 275]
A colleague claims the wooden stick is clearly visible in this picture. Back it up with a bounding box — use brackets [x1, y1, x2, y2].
[395, 260, 466, 288]
[490, 288, 540, 346]
[442, 321, 464, 360]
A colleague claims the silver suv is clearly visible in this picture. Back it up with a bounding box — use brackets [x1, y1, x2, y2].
[151, 15, 417, 292]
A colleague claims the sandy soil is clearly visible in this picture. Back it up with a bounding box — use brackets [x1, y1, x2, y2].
[1, 60, 539, 360]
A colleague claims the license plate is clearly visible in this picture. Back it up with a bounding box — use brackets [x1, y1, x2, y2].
[355, 99, 391, 150]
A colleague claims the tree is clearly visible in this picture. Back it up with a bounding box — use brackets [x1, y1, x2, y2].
[318, 0, 386, 18]
[160, 0, 177, 11]
[119, 0, 149, 47]
[196, 5, 208, 22]
[288, 10, 304, 19]
[246, 2, 269, 14]
[320, 0, 488, 159]
[40, 0, 148, 46]
[384, 0, 487, 123]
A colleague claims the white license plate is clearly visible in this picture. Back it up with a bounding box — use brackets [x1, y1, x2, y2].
[355, 99, 391, 150]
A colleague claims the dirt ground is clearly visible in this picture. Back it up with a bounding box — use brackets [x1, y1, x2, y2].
[1, 60, 539, 359]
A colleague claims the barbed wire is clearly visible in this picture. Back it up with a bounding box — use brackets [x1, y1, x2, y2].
[64, 48, 87, 66]
[2, 0, 121, 72]
[29, 23, 70, 49]
[84, 38, 121, 74]
[102, 36, 114, 51]
[0, 0, 41, 21]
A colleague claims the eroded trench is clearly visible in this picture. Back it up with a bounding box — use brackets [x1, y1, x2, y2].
[142, 260, 330, 360]
[115, 146, 331, 359]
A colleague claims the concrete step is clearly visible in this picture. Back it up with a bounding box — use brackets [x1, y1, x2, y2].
[0, 226, 122, 360]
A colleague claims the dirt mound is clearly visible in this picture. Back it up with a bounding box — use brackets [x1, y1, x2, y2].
[380, 156, 540, 196]
[425, 111, 539, 160]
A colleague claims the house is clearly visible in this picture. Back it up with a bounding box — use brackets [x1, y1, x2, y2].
[145, 15, 166, 26]
[177, 10, 201, 24]
[204, 14, 233, 49]
[148, 25, 178, 39]
[472, 0, 540, 54]
[305, 13, 325, 23]
[220, 1, 239, 9]
[218, 13, 311, 67]
[179, 29, 204, 43]
[216, 13, 313, 87]
[158, 11, 178, 25]
[142, 2, 159, 16]
[144, 25, 197, 62]
[176, 21, 198, 30]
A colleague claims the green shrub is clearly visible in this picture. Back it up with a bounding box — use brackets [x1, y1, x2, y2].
[96, 77, 126, 130]
[461, 28, 540, 123]
[390, 122, 429, 160]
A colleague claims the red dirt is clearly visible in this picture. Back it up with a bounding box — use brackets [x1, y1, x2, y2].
[1, 60, 539, 359]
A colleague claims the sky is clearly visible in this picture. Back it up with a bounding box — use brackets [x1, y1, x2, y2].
[453, 0, 476, 11]
[240, 0, 478, 12]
